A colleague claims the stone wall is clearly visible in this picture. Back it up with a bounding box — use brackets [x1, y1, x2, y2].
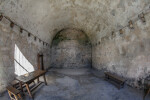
[50, 29, 91, 68]
[1, 0, 150, 44]
[0, 0, 150, 89]
[92, 12, 150, 88]
[0, 17, 51, 93]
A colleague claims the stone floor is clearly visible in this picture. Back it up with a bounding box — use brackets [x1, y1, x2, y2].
[0, 68, 149, 100]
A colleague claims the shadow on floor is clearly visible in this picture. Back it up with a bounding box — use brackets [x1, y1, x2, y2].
[0, 68, 150, 100]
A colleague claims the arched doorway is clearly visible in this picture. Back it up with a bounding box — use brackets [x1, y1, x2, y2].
[50, 28, 92, 69]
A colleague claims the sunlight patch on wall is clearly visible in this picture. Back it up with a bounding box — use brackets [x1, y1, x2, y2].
[14, 44, 34, 76]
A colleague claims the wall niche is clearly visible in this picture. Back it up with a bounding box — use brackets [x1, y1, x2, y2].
[50, 28, 92, 69]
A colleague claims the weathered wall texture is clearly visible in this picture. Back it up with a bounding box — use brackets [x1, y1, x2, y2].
[93, 13, 150, 88]
[50, 29, 91, 68]
[0, 0, 150, 88]
[0, 0, 150, 44]
[0, 17, 51, 93]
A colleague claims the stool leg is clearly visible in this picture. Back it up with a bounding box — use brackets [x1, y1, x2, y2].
[14, 95, 19, 100]
[18, 94, 23, 100]
[8, 91, 13, 100]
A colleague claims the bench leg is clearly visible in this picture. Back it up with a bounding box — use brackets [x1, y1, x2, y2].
[37, 78, 39, 83]
[105, 75, 109, 80]
[33, 81, 35, 84]
[43, 75, 47, 85]
[19, 81, 24, 93]
[25, 84, 33, 98]
[143, 88, 150, 100]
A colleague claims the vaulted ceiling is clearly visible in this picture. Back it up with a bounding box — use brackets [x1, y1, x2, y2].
[0, 0, 150, 44]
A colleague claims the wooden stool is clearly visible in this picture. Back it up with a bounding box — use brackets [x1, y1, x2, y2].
[6, 86, 22, 100]
[10, 80, 20, 88]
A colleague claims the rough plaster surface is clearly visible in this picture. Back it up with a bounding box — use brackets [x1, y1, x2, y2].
[0, 0, 149, 89]
[93, 13, 150, 88]
[0, 68, 149, 100]
[0, 0, 150, 43]
[0, 17, 51, 93]
[50, 29, 91, 68]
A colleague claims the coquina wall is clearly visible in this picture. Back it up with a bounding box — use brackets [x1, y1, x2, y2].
[0, 17, 51, 93]
[0, 0, 150, 89]
[92, 12, 150, 88]
[50, 28, 92, 68]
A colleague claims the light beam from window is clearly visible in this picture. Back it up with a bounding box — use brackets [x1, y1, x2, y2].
[14, 44, 34, 76]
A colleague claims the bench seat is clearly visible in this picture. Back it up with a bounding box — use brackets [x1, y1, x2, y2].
[105, 72, 126, 89]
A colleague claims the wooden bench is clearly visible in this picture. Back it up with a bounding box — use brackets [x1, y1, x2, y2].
[143, 82, 150, 100]
[10, 80, 21, 89]
[105, 72, 126, 89]
[16, 70, 47, 98]
[6, 86, 22, 100]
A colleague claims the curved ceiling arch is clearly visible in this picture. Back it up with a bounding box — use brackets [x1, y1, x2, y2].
[0, 0, 150, 44]
[51, 27, 92, 46]
[47, 6, 112, 44]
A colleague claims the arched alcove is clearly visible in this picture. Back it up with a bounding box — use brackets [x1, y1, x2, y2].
[50, 28, 92, 69]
